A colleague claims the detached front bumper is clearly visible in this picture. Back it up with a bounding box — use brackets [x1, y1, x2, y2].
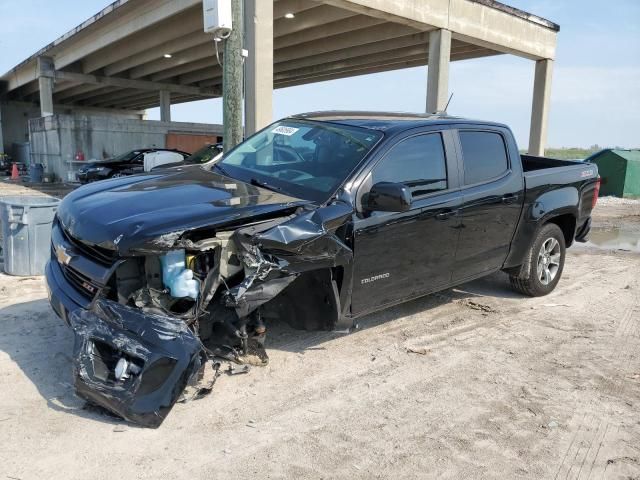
[47, 260, 205, 428]
[69, 299, 205, 428]
[46, 221, 205, 428]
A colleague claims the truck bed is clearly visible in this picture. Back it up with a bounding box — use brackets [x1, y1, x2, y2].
[520, 154, 584, 172]
[521, 154, 596, 189]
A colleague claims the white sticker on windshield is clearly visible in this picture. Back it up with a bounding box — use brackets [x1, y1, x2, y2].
[271, 125, 299, 136]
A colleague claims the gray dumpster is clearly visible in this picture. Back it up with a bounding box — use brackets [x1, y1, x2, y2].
[0, 196, 60, 276]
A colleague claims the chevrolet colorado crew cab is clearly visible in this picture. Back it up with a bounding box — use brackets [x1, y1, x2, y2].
[46, 112, 600, 427]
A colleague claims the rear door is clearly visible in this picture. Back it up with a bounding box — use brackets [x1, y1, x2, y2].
[452, 128, 524, 281]
[351, 129, 462, 315]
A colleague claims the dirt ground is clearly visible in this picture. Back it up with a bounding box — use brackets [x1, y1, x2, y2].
[0, 181, 639, 479]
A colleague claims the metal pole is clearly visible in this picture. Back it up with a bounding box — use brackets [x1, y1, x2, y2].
[222, 0, 244, 151]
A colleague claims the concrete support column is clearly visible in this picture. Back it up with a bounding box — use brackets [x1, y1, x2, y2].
[244, 0, 273, 136]
[529, 59, 554, 156]
[426, 29, 451, 113]
[0, 104, 4, 154]
[159, 90, 171, 122]
[37, 57, 55, 117]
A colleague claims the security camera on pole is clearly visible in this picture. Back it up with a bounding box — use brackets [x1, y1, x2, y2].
[203, 0, 244, 152]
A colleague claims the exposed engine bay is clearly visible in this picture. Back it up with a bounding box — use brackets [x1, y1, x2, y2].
[65, 202, 354, 427]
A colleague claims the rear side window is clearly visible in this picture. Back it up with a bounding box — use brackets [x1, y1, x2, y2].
[459, 131, 509, 185]
[372, 133, 447, 197]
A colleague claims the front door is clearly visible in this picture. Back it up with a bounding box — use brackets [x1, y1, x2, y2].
[351, 131, 462, 315]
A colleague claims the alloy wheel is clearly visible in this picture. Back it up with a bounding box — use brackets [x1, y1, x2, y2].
[537, 237, 561, 285]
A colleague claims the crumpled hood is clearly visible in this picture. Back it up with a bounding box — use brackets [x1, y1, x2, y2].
[58, 166, 309, 255]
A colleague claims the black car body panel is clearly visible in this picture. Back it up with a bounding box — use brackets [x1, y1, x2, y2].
[45, 112, 599, 427]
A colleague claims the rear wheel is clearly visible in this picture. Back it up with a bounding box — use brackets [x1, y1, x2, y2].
[509, 223, 566, 297]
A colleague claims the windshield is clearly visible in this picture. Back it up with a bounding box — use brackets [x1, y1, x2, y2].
[216, 120, 382, 202]
[184, 144, 223, 165]
[113, 150, 141, 162]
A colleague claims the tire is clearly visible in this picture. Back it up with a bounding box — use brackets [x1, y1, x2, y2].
[109, 172, 126, 179]
[509, 223, 566, 297]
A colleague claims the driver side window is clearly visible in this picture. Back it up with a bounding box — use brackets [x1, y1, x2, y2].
[372, 133, 447, 197]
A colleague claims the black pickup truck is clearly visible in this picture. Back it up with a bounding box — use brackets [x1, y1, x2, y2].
[45, 112, 600, 427]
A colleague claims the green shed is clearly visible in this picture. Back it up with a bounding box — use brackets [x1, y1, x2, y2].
[586, 149, 640, 198]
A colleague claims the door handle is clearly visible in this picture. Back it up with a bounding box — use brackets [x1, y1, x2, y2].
[436, 209, 458, 220]
[502, 194, 519, 205]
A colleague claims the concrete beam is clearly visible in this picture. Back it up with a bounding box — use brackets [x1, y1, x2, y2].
[274, 5, 356, 38]
[58, 86, 118, 105]
[145, 6, 357, 82]
[319, 0, 450, 30]
[54, 83, 105, 101]
[104, 30, 207, 76]
[317, 0, 557, 60]
[274, 0, 320, 19]
[426, 29, 451, 113]
[199, 42, 489, 90]
[154, 58, 219, 83]
[159, 90, 171, 121]
[528, 59, 553, 156]
[276, 32, 430, 73]
[125, 93, 205, 111]
[277, 22, 420, 63]
[274, 47, 495, 89]
[245, 0, 274, 135]
[108, 91, 162, 110]
[129, 43, 214, 79]
[275, 46, 428, 81]
[276, 42, 486, 79]
[84, 88, 143, 107]
[3, 59, 38, 91]
[173, 19, 383, 84]
[53, 70, 216, 97]
[275, 14, 386, 50]
[60, 0, 202, 72]
[448, 0, 557, 60]
[275, 57, 427, 88]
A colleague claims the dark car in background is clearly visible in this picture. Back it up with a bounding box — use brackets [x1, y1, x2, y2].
[76, 148, 190, 183]
[154, 143, 224, 170]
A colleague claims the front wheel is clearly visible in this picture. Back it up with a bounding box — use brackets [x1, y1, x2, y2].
[509, 223, 566, 297]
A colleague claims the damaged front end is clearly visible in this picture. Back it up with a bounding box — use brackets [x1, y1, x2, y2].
[63, 202, 354, 427]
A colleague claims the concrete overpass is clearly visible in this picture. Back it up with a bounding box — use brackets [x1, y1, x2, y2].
[0, 0, 559, 156]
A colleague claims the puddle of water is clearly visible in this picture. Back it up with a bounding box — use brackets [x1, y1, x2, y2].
[585, 227, 640, 252]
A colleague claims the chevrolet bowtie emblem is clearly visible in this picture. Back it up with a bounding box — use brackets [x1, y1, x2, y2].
[55, 245, 73, 265]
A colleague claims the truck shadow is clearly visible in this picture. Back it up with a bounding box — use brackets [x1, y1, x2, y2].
[267, 270, 526, 352]
[0, 271, 523, 424]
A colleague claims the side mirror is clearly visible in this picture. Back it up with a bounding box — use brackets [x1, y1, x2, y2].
[364, 182, 412, 212]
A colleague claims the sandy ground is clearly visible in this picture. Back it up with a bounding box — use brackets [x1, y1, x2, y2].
[0, 182, 639, 479]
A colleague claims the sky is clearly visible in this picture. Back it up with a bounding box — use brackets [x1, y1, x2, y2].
[1, 0, 638, 149]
